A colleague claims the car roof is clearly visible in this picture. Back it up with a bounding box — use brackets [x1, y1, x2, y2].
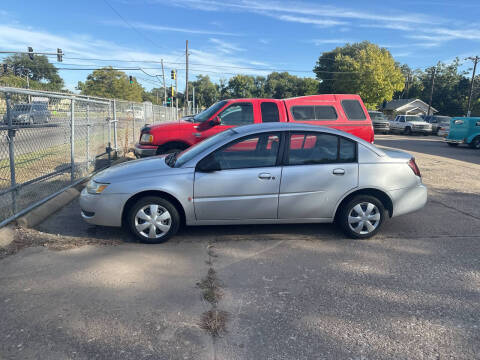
[233, 123, 385, 156]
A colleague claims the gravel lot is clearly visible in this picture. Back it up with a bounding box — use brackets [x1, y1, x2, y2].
[0, 134, 479, 359]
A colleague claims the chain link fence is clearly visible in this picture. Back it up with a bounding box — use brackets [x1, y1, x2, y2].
[0, 87, 182, 227]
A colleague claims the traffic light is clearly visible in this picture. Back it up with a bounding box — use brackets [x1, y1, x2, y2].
[57, 48, 63, 62]
[28, 47, 34, 61]
[129, 75, 133, 84]
[2, 64, 7, 73]
[170, 85, 175, 97]
[171, 70, 176, 80]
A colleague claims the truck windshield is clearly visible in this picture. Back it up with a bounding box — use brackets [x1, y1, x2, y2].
[407, 116, 424, 122]
[193, 100, 227, 123]
[174, 129, 236, 167]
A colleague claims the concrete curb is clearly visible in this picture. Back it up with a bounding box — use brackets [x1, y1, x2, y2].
[16, 188, 80, 228]
[0, 225, 15, 248]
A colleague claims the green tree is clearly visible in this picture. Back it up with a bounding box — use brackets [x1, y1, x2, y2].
[77, 67, 144, 101]
[313, 41, 405, 108]
[2, 54, 64, 91]
[190, 75, 219, 107]
[225, 75, 257, 98]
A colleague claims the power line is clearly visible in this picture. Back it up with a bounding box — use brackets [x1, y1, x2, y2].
[102, 0, 165, 51]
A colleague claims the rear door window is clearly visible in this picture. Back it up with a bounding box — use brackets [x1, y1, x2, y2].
[287, 132, 357, 165]
[261, 102, 280, 123]
[291, 105, 337, 121]
[341, 100, 366, 120]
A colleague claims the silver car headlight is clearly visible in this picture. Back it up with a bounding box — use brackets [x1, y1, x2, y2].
[86, 180, 109, 194]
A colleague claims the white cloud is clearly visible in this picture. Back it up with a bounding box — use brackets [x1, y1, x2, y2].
[209, 38, 245, 54]
[309, 39, 352, 46]
[103, 20, 242, 36]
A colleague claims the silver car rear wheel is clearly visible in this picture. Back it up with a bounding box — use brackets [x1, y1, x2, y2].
[134, 204, 172, 239]
[347, 202, 381, 235]
[339, 195, 385, 239]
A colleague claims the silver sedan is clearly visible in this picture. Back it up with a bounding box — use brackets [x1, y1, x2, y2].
[80, 123, 427, 243]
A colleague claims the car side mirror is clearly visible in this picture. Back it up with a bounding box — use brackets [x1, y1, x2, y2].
[209, 116, 221, 127]
[196, 155, 220, 173]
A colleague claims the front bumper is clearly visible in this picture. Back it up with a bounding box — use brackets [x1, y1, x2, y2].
[79, 188, 129, 227]
[389, 183, 428, 217]
[445, 138, 464, 144]
[411, 127, 432, 133]
[134, 143, 158, 157]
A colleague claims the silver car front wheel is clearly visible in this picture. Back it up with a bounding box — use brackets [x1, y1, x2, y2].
[135, 204, 172, 239]
[128, 196, 180, 243]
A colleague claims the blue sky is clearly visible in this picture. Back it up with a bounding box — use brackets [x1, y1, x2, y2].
[1, 0, 479, 92]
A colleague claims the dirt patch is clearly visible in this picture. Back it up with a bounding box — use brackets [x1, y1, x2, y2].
[199, 310, 229, 337]
[0, 226, 121, 259]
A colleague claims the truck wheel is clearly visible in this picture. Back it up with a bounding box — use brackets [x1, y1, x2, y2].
[127, 196, 180, 244]
[469, 136, 480, 149]
[337, 195, 385, 239]
[404, 127, 412, 135]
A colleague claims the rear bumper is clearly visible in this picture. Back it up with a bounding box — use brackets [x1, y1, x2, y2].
[390, 183, 428, 217]
[134, 143, 158, 157]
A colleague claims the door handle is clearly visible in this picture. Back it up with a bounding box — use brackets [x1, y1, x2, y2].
[258, 173, 273, 180]
[332, 168, 345, 175]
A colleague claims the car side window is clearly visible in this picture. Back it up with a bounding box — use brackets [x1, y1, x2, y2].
[399, 116, 405, 123]
[287, 132, 356, 165]
[218, 103, 254, 126]
[208, 133, 281, 170]
[261, 102, 280, 123]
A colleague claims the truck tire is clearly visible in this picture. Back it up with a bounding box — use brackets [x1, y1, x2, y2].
[403, 127, 412, 135]
[469, 136, 480, 149]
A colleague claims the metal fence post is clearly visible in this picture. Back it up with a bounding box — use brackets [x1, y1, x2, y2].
[131, 102, 136, 148]
[86, 102, 90, 172]
[107, 103, 112, 166]
[113, 100, 118, 156]
[5, 93, 17, 214]
[70, 98, 75, 182]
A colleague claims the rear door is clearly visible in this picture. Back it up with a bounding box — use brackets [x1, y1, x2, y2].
[278, 132, 358, 219]
[194, 131, 283, 220]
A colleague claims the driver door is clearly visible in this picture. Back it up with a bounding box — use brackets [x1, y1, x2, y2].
[197, 102, 255, 141]
[194, 132, 282, 221]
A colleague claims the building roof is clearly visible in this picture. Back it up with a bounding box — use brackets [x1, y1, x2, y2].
[381, 98, 438, 113]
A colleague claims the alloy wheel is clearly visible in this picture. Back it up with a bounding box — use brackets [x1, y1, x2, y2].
[347, 202, 381, 235]
[134, 204, 172, 239]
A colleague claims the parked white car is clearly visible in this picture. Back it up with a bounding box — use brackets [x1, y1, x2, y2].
[390, 115, 432, 135]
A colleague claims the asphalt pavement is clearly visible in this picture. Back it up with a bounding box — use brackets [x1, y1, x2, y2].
[0, 134, 479, 359]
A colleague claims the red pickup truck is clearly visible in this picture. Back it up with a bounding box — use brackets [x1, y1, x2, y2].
[134, 94, 374, 157]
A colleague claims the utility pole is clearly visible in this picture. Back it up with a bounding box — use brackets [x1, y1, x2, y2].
[161, 59, 167, 106]
[405, 73, 410, 99]
[427, 66, 437, 116]
[185, 40, 189, 112]
[466, 56, 479, 117]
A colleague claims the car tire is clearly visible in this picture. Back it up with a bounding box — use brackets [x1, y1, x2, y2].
[469, 136, 480, 149]
[447, 143, 458, 147]
[404, 127, 412, 135]
[338, 195, 386, 239]
[127, 196, 180, 244]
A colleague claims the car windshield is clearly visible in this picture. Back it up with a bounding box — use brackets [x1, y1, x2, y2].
[193, 100, 227, 123]
[173, 129, 236, 167]
[406, 116, 424, 122]
[369, 112, 387, 120]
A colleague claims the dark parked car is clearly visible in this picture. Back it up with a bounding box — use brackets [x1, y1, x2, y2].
[368, 111, 390, 134]
[3, 103, 50, 125]
[423, 115, 451, 135]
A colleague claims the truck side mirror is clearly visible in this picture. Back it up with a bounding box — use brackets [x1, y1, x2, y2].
[209, 116, 221, 127]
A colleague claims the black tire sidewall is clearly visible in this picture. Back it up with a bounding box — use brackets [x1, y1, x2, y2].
[128, 196, 180, 243]
[338, 195, 386, 239]
[470, 137, 480, 149]
[404, 127, 411, 135]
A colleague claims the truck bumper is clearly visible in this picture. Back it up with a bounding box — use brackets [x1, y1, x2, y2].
[445, 138, 464, 144]
[134, 143, 158, 158]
